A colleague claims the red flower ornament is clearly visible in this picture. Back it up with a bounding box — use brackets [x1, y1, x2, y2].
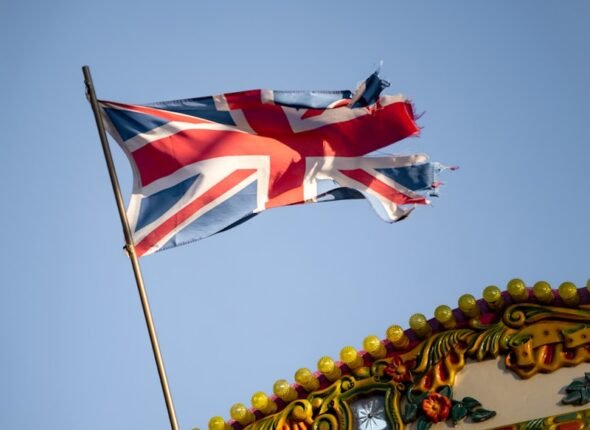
[422, 392, 451, 423]
[384, 356, 412, 383]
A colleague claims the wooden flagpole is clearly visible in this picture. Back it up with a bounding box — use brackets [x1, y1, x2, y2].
[82, 65, 180, 430]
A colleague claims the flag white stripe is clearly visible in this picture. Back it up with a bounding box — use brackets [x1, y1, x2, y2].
[284, 94, 407, 133]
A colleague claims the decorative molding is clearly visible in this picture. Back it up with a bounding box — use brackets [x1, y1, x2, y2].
[490, 408, 590, 430]
[206, 282, 590, 430]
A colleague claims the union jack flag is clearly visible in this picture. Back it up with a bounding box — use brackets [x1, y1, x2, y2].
[99, 72, 446, 257]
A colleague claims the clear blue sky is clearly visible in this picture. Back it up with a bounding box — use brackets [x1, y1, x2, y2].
[2, 1, 589, 429]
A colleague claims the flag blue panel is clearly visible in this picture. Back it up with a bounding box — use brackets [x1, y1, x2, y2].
[159, 181, 258, 251]
[135, 175, 199, 231]
[103, 107, 170, 141]
[377, 163, 435, 191]
[273, 90, 353, 108]
[147, 96, 236, 126]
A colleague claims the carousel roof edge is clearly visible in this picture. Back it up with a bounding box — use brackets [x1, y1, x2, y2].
[205, 279, 590, 430]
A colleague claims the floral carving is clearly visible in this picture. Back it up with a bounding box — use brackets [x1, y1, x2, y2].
[383, 356, 413, 383]
[422, 392, 451, 422]
[402, 385, 494, 430]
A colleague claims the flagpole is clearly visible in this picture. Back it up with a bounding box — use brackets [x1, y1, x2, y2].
[82, 65, 180, 430]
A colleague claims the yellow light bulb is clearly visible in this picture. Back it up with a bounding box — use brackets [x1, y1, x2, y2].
[507, 278, 528, 302]
[483, 285, 504, 310]
[483, 285, 501, 302]
[409, 313, 431, 338]
[434, 305, 452, 322]
[386, 325, 409, 349]
[533, 281, 553, 304]
[208, 417, 226, 430]
[386, 325, 403, 342]
[559, 282, 577, 298]
[295, 368, 313, 384]
[363, 335, 386, 358]
[230, 403, 248, 421]
[458, 294, 479, 318]
[340, 346, 357, 363]
[251, 392, 269, 410]
[317, 356, 341, 381]
[273, 379, 291, 397]
[559, 281, 579, 306]
[434, 305, 456, 328]
[251, 391, 276, 414]
[294, 368, 319, 391]
[362, 335, 379, 351]
[317, 356, 335, 373]
[339, 346, 364, 368]
[409, 313, 426, 329]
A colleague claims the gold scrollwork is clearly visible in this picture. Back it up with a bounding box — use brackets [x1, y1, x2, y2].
[244, 302, 590, 430]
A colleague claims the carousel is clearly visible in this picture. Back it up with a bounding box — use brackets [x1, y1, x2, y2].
[207, 280, 590, 430]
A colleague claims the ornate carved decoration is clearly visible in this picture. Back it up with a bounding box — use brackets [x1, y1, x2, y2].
[239, 302, 590, 430]
[206, 283, 590, 430]
[489, 408, 590, 430]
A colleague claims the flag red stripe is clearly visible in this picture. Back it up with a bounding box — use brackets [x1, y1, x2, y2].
[132, 129, 284, 186]
[135, 169, 256, 256]
[339, 169, 427, 205]
[224, 90, 263, 109]
[314, 102, 419, 156]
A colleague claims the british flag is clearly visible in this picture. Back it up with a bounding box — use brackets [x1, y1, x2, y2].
[99, 72, 446, 257]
